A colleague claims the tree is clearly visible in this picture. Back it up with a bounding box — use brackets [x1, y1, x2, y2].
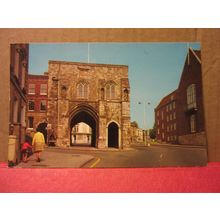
[149, 123, 156, 139]
[131, 121, 139, 128]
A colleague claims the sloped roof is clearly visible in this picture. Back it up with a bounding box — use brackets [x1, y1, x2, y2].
[155, 90, 177, 110]
[189, 48, 201, 64]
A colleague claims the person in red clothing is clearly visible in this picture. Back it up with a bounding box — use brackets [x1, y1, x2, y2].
[21, 141, 32, 163]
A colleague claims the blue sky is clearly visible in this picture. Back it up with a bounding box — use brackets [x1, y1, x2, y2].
[29, 42, 200, 130]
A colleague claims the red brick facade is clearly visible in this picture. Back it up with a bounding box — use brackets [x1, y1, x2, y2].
[27, 73, 48, 130]
[155, 48, 206, 145]
[155, 91, 178, 143]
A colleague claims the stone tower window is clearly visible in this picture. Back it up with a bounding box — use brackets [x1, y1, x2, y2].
[101, 88, 104, 100]
[106, 82, 116, 100]
[123, 88, 129, 101]
[77, 82, 89, 99]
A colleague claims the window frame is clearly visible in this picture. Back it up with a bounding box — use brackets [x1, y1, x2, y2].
[187, 84, 197, 109]
[105, 82, 116, 100]
[28, 84, 36, 95]
[190, 114, 196, 133]
[77, 82, 89, 99]
[40, 100, 47, 112]
[40, 84, 47, 95]
[28, 100, 35, 111]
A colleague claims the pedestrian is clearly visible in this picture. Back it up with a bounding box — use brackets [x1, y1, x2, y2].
[32, 128, 45, 162]
[21, 141, 32, 163]
[25, 129, 33, 157]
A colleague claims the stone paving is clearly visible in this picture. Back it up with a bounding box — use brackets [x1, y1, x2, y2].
[16, 148, 95, 168]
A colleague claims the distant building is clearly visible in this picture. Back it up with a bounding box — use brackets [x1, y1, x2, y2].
[155, 90, 177, 144]
[27, 73, 48, 141]
[71, 122, 92, 145]
[130, 121, 144, 143]
[155, 48, 206, 146]
[9, 44, 29, 163]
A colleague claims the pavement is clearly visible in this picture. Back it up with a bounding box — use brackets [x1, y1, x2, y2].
[16, 148, 95, 168]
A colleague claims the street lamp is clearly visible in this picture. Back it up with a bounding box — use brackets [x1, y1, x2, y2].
[138, 101, 151, 146]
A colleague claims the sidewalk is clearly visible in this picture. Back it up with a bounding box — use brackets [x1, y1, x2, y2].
[16, 149, 95, 168]
[150, 142, 207, 149]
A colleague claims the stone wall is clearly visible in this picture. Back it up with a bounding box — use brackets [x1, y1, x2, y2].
[47, 61, 131, 149]
[178, 132, 207, 146]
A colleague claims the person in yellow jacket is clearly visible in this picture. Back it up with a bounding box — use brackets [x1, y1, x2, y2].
[32, 128, 45, 162]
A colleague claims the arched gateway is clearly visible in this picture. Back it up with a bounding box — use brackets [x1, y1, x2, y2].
[47, 61, 131, 149]
[69, 105, 98, 147]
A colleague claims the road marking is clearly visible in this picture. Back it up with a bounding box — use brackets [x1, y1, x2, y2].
[90, 157, 101, 168]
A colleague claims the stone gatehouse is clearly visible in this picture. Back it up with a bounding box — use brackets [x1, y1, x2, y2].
[47, 60, 131, 149]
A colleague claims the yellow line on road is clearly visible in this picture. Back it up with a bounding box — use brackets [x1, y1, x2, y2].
[90, 157, 101, 168]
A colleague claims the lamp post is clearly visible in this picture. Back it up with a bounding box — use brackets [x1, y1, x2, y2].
[138, 101, 151, 146]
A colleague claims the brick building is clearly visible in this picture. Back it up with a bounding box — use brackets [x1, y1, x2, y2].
[47, 60, 131, 149]
[27, 73, 48, 141]
[9, 44, 29, 164]
[155, 48, 206, 146]
[176, 48, 206, 145]
[155, 90, 177, 143]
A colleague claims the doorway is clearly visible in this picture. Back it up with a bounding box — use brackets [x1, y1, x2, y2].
[108, 122, 119, 148]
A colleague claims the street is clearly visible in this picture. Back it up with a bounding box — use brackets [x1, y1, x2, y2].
[16, 143, 208, 168]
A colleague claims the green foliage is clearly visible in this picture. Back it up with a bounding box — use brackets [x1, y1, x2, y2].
[149, 123, 156, 139]
[131, 121, 139, 128]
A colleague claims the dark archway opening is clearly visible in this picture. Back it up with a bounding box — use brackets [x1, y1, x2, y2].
[108, 122, 119, 148]
[70, 110, 97, 147]
[37, 122, 47, 143]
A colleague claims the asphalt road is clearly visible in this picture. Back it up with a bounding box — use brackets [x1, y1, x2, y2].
[43, 144, 208, 168]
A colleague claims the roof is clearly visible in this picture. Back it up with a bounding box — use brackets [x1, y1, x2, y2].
[189, 48, 201, 64]
[28, 73, 48, 78]
[155, 90, 177, 110]
[155, 48, 201, 111]
[49, 60, 128, 68]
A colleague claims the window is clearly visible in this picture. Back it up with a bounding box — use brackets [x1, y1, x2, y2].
[28, 117, 34, 128]
[170, 124, 173, 131]
[28, 100, 35, 111]
[157, 111, 159, 117]
[162, 133, 165, 139]
[173, 102, 176, 109]
[157, 129, 160, 135]
[161, 111, 164, 120]
[167, 126, 169, 132]
[187, 84, 196, 109]
[157, 120, 159, 126]
[173, 112, 176, 120]
[166, 105, 169, 112]
[174, 123, 176, 130]
[77, 82, 89, 98]
[169, 103, 172, 111]
[28, 84, 35, 94]
[40, 84, 47, 95]
[13, 98, 18, 123]
[106, 83, 116, 100]
[162, 123, 164, 129]
[190, 114, 196, 133]
[40, 100, 46, 111]
[170, 114, 172, 120]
